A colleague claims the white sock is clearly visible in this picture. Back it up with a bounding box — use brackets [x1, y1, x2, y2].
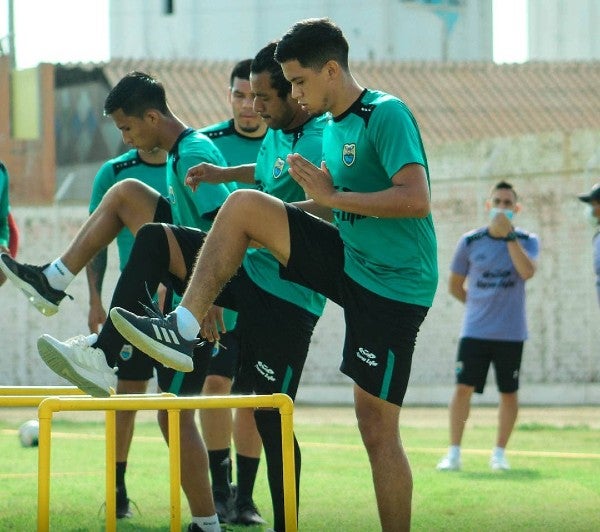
[173, 306, 200, 341]
[43, 259, 75, 291]
[448, 445, 461, 460]
[192, 514, 220, 532]
[492, 446, 505, 458]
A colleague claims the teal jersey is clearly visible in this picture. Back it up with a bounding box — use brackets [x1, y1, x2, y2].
[89, 149, 168, 270]
[323, 89, 438, 306]
[243, 115, 327, 317]
[0, 163, 10, 248]
[200, 119, 265, 192]
[166, 128, 234, 329]
[166, 129, 230, 231]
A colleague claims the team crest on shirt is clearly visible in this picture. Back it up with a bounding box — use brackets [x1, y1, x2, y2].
[272, 157, 285, 179]
[342, 143, 356, 167]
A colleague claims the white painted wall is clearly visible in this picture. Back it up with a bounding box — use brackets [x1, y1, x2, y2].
[109, 0, 493, 62]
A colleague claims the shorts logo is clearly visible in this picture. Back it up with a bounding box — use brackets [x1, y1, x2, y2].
[513, 369, 519, 379]
[120, 344, 133, 361]
[211, 343, 220, 357]
[273, 157, 285, 179]
[356, 347, 378, 367]
[342, 144, 356, 167]
[255, 360, 276, 382]
[455, 361, 463, 375]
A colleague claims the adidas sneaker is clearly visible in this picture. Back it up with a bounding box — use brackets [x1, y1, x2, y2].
[0, 253, 72, 316]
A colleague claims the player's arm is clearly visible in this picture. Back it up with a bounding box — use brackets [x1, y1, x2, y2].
[86, 248, 108, 333]
[185, 163, 256, 191]
[449, 272, 467, 303]
[292, 199, 334, 222]
[490, 214, 537, 280]
[506, 240, 537, 280]
[287, 155, 430, 218]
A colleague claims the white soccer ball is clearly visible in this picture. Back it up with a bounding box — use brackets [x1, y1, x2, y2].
[18, 419, 39, 447]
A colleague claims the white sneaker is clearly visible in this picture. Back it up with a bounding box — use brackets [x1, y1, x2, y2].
[436, 454, 461, 471]
[490, 454, 510, 471]
[37, 333, 117, 397]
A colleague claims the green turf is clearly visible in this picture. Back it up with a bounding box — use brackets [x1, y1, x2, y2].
[0, 413, 599, 531]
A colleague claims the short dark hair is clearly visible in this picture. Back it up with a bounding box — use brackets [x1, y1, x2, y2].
[275, 18, 349, 71]
[492, 180, 518, 201]
[104, 71, 168, 118]
[251, 41, 291, 99]
[230, 58, 252, 86]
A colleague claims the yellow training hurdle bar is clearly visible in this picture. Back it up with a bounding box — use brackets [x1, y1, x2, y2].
[36, 393, 296, 532]
[0, 386, 172, 531]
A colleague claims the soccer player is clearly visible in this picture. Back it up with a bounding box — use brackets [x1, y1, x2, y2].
[437, 181, 539, 472]
[0, 162, 18, 286]
[0, 72, 230, 532]
[110, 19, 438, 531]
[198, 59, 268, 525]
[86, 147, 168, 518]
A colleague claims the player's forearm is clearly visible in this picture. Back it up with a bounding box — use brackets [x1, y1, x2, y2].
[293, 199, 334, 222]
[507, 242, 536, 280]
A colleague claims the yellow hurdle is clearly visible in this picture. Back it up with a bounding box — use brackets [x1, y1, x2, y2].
[35, 393, 296, 532]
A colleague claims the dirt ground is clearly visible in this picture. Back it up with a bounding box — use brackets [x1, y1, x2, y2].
[1, 404, 599, 429]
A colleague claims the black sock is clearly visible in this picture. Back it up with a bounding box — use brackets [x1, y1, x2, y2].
[116, 461, 127, 498]
[255, 409, 300, 532]
[235, 453, 260, 505]
[208, 448, 231, 497]
[96, 223, 170, 356]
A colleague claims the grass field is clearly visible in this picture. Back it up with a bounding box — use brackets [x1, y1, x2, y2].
[0, 405, 599, 531]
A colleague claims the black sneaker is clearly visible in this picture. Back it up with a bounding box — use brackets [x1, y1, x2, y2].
[109, 305, 195, 372]
[232, 498, 267, 526]
[0, 253, 72, 316]
[116, 485, 133, 519]
[213, 489, 233, 524]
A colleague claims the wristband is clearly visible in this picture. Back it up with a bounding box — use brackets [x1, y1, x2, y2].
[504, 231, 517, 242]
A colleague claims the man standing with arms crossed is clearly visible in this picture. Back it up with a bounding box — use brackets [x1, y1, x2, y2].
[111, 19, 438, 531]
[437, 181, 539, 472]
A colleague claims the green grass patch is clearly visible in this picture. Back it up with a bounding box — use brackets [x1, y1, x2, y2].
[0, 413, 599, 531]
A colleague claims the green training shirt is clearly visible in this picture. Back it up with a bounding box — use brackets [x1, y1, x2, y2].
[200, 119, 265, 191]
[0, 163, 10, 248]
[243, 115, 328, 317]
[167, 129, 230, 231]
[89, 149, 168, 270]
[323, 89, 438, 307]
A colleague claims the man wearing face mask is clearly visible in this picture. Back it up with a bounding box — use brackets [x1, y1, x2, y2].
[577, 183, 600, 308]
[437, 181, 540, 472]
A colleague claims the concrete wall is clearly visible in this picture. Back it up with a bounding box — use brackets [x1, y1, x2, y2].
[2, 130, 600, 405]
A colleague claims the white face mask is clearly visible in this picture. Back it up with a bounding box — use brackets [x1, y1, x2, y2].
[489, 207, 514, 221]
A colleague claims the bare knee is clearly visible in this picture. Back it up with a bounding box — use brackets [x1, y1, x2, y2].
[355, 394, 400, 453]
[201, 375, 232, 395]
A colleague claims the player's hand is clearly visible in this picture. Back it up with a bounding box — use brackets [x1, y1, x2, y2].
[287, 153, 336, 207]
[489, 211, 513, 237]
[200, 305, 226, 342]
[185, 163, 224, 192]
[88, 301, 107, 334]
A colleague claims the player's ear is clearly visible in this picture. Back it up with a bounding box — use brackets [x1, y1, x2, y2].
[514, 202, 522, 214]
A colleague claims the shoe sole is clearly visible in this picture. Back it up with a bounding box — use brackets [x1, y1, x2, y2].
[37, 335, 112, 397]
[0, 259, 58, 316]
[109, 309, 194, 372]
